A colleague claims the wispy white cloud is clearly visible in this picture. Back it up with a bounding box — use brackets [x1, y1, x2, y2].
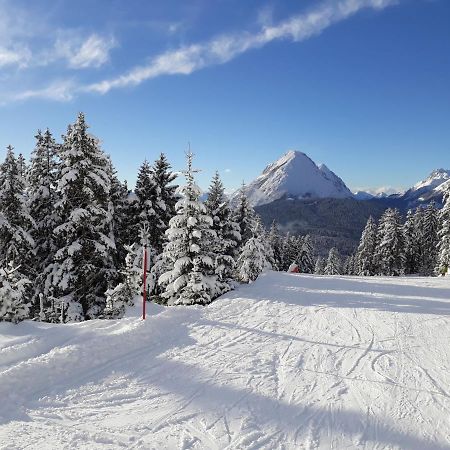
[53, 33, 117, 69]
[353, 186, 404, 196]
[2, 0, 398, 103]
[0, 1, 116, 71]
[85, 0, 397, 95]
[0, 45, 31, 68]
[10, 80, 77, 103]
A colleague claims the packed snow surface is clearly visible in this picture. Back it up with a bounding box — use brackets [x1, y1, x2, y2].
[1, 272, 450, 449]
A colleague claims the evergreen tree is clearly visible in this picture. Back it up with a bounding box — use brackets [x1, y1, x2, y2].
[437, 183, 450, 275]
[0, 263, 30, 323]
[356, 216, 377, 276]
[342, 255, 352, 275]
[419, 202, 440, 275]
[28, 129, 61, 301]
[299, 234, 314, 274]
[151, 153, 178, 253]
[267, 221, 283, 270]
[324, 247, 341, 275]
[232, 183, 257, 247]
[51, 113, 116, 321]
[103, 244, 143, 319]
[314, 256, 326, 274]
[403, 209, 420, 275]
[236, 236, 271, 283]
[132, 160, 161, 247]
[159, 152, 219, 305]
[107, 159, 130, 270]
[374, 208, 405, 276]
[280, 233, 301, 271]
[205, 171, 241, 291]
[17, 153, 27, 180]
[0, 146, 35, 278]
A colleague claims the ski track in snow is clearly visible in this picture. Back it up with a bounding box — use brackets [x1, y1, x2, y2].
[0, 272, 450, 449]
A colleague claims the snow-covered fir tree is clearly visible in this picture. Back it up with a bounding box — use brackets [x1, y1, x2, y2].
[107, 158, 130, 270]
[0, 263, 30, 323]
[342, 255, 352, 275]
[267, 221, 283, 270]
[236, 231, 271, 283]
[418, 202, 440, 276]
[374, 208, 405, 276]
[232, 183, 257, 247]
[51, 113, 116, 321]
[0, 146, 35, 279]
[103, 244, 144, 318]
[205, 171, 241, 292]
[314, 256, 326, 274]
[17, 153, 27, 180]
[131, 160, 160, 246]
[28, 129, 61, 302]
[324, 247, 341, 275]
[159, 152, 219, 305]
[280, 233, 301, 271]
[356, 216, 377, 276]
[298, 234, 314, 274]
[150, 153, 178, 253]
[437, 182, 450, 275]
[403, 209, 420, 275]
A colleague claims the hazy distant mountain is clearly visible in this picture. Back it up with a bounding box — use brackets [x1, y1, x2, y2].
[254, 167, 449, 256]
[232, 150, 352, 206]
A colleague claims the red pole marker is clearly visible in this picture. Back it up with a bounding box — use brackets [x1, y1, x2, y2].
[142, 245, 147, 320]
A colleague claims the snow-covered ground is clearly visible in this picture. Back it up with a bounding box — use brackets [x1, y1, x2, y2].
[1, 272, 449, 449]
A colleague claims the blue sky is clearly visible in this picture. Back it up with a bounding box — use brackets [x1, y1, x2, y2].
[0, 0, 448, 194]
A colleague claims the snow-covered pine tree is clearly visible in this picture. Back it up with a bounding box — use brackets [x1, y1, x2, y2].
[51, 113, 116, 321]
[324, 247, 341, 275]
[159, 152, 219, 305]
[17, 153, 27, 180]
[299, 234, 314, 274]
[106, 158, 130, 271]
[419, 202, 440, 276]
[280, 233, 301, 271]
[314, 256, 326, 274]
[267, 221, 283, 270]
[356, 216, 377, 276]
[374, 208, 405, 276]
[28, 129, 61, 303]
[236, 231, 271, 283]
[0, 263, 30, 323]
[150, 153, 178, 253]
[131, 160, 161, 247]
[0, 146, 35, 280]
[342, 256, 351, 275]
[437, 182, 450, 276]
[205, 171, 241, 292]
[103, 244, 143, 319]
[403, 209, 420, 275]
[232, 183, 257, 248]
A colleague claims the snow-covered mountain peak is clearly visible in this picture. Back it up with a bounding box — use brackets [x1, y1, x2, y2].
[234, 150, 352, 206]
[412, 168, 450, 192]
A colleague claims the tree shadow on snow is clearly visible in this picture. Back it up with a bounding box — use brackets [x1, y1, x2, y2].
[137, 356, 449, 450]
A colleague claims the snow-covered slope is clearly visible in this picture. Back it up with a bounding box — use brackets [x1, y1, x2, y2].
[234, 150, 352, 206]
[1, 272, 450, 449]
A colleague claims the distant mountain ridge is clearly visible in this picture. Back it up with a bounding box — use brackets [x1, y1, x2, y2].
[246, 152, 449, 256]
[233, 150, 352, 206]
